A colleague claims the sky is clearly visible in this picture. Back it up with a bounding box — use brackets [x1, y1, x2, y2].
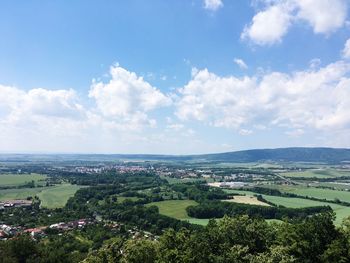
[0, 0, 350, 154]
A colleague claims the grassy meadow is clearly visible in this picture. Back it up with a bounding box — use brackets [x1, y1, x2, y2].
[37, 184, 84, 208]
[145, 199, 214, 225]
[146, 199, 198, 220]
[0, 187, 48, 201]
[225, 189, 350, 225]
[0, 173, 83, 208]
[266, 184, 350, 203]
[0, 173, 47, 186]
[282, 169, 350, 178]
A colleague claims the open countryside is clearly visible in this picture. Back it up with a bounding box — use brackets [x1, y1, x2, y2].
[223, 195, 270, 206]
[282, 169, 350, 178]
[146, 200, 198, 220]
[1, 149, 350, 261]
[0, 173, 46, 186]
[37, 184, 84, 208]
[0, 173, 83, 208]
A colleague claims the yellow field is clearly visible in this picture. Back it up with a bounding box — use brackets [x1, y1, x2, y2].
[223, 195, 270, 206]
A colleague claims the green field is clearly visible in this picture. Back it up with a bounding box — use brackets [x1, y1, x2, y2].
[0, 173, 47, 186]
[0, 183, 82, 209]
[282, 169, 350, 178]
[146, 199, 198, 220]
[288, 187, 350, 203]
[267, 184, 350, 203]
[185, 218, 211, 225]
[37, 184, 84, 208]
[0, 187, 48, 201]
[225, 189, 350, 225]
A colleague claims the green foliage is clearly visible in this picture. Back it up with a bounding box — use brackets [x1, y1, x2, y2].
[122, 239, 158, 263]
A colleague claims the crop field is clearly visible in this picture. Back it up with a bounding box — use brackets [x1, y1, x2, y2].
[223, 195, 270, 206]
[146, 200, 198, 220]
[0, 187, 48, 201]
[282, 169, 350, 178]
[267, 185, 350, 203]
[224, 189, 350, 225]
[289, 187, 350, 203]
[264, 184, 350, 203]
[0, 173, 47, 186]
[37, 184, 84, 208]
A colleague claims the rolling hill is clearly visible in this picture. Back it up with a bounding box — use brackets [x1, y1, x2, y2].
[1, 147, 350, 164]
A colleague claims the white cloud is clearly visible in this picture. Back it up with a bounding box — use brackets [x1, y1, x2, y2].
[176, 68, 257, 129]
[89, 65, 171, 127]
[2, 60, 350, 152]
[0, 85, 84, 123]
[241, 2, 293, 45]
[343, 38, 350, 59]
[0, 65, 175, 153]
[243, 0, 348, 45]
[203, 0, 223, 11]
[176, 61, 350, 138]
[296, 0, 347, 34]
[234, 58, 248, 69]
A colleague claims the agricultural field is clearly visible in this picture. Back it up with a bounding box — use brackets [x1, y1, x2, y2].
[37, 184, 84, 208]
[0, 187, 48, 201]
[223, 195, 270, 206]
[224, 189, 350, 225]
[317, 182, 350, 190]
[287, 187, 350, 203]
[282, 168, 350, 178]
[146, 200, 198, 220]
[0, 173, 47, 186]
[266, 184, 350, 203]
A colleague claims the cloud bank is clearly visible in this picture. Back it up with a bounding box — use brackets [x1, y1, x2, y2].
[242, 0, 348, 45]
[1, 55, 350, 152]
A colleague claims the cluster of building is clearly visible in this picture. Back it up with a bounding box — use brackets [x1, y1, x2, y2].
[0, 218, 93, 240]
[208, 182, 249, 188]
[70, 164, 149, 174]
[0, 199, 32, 209]
[49, 218, 91, 231]
[0, 224, 20, 240]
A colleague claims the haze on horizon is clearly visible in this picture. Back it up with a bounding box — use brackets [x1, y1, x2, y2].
[0, 0, 350, 155]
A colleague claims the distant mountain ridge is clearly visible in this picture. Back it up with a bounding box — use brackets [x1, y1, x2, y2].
[196, 147, 350, 164]
[1, 147, 350, 164]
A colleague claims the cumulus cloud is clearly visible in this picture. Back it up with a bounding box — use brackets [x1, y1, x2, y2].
[89, 64, 171, 127]
[176, 68, 257, 128]
[242, 0, 348, 45]
[296, 0, 347, 34]
[176, 61, 350, 137]
[203, 0, 223, 11]
[0, 85, 84, 123]
[0, 65, 175, 153]
[234, 58, 248, 69]
[241, 1, 293, 45]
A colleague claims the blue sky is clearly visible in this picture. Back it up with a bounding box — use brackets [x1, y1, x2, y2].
[0, 0, 350, 154]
